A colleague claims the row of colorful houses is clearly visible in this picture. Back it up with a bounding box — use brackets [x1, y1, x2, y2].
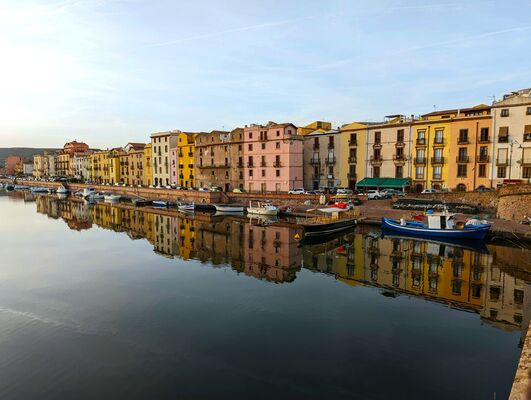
[27, 88, 531, 192]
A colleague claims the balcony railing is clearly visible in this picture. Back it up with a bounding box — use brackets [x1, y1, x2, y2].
[247, 163, 254, 168]
[370, 156, 382, 165]
[373, 142, 382, 149]
[431, 157, 445, 164]
[325, 156, 336, 164]
[328, 143, 335, 149]
[456, 156, 469, 163]
[347, 172, 356, 178]
[395, 140, 405, 147]
[521, 159, 531, 166]
[416, 138, 426, 146]
[434, 138, 445, 145]
[260, 161, 267, 167]
[349, 139, 357, 146]
[313, 144, 319, 150]
[458, 137, 469, 144]
[498, 136, 509, 143]
[348, 156, 357, 163]
[476, 155, 490, 163]
[479, 136, 490, 143]
[414, 157, 426, 165]
[273, 161, 282, 167]
[393, 155, 406, 163]
[310, 158, 320, 165]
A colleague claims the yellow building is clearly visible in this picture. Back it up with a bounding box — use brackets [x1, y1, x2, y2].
[91, 150, 109, 184]
[411, 112, 453, 192]
[143, 143, 153, 187]
[339, 122, 367, 189]
[107, 148, 123, 184]
[297, 121, 332, 136]
[177, 132, 196, 188]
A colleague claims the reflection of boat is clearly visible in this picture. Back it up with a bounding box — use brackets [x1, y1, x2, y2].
[82, 188, 96, 197]
[4, 184, 14, 191]
[382, 211, 491, 240]
[247, 200, 279, 216]
[86, 192, 104, 200]
[214, 204, 245, 213]
[56, 186, 69, 194]
[381, 230, 489, 253]
[248, 215, 278, 226]
[132, 198, 152, 207]
[31, 187, 50, 193]
[104, 194, 121, 202]
[178, 202, 195, 212]
[152, 201, 168, 208]
[14, 185, 30, 190]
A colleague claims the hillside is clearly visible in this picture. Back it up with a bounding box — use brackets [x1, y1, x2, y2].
[0, 147, 59, 164]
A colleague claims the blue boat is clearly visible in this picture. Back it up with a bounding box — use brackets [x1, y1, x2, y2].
[381, 211, 491, 240]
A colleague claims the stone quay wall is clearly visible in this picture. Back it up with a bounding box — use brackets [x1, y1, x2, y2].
[497, 184, 531, 222]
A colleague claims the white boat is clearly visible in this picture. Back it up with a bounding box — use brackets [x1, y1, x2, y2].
[14, 185, 30, 190]
[85, 192, 104, 200]
[56, 186, 69, 194]
[247, 200, 279, 216]
[104, 194, 121, 202]
[214, 204, 245, 213]
[152, 200, 168, 207]
[177, 202, 195, 212]
[31, 187, 50, 193]
[82, 188, 96, 197]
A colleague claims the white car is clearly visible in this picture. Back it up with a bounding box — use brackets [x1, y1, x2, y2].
[367, 190, 384, 200]
[336, 188, 354, 195]
[288, 188, 306, 195]
[421, 188, 438, 194]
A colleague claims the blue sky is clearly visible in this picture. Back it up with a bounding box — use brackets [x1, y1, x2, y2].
[1, 0, 530, 148]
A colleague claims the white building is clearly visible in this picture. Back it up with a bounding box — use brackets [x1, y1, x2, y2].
[491, 88, 531, 186]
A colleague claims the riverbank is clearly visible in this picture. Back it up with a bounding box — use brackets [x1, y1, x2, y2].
[510, 322, 531, 399]
[3, 179, 531, 244]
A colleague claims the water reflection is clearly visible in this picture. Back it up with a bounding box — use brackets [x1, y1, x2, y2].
[26, 194, 531, 339]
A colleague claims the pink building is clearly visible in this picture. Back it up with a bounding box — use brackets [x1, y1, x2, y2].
[242, 122, 303, 193]
[4, 155, 24, 175]
[170, 147, 178, 186]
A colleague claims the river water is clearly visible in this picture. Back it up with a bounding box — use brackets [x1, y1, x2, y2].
[0, 190, 530, 399]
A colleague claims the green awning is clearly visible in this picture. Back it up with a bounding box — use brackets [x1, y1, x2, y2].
[356, 178, 410, 188]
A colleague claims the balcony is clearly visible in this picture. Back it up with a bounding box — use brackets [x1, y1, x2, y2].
[347, 172, 356, 178]
[348, 156, 357, 163]
[313, 144, 320, 150]
[273, 161, 282, 168]
[498, 136, 509, 143]
[496, 158, 508, 166]
[393, 155, 407, 164]
[476, 155, 490, 163]
[325, 156, 336, 164]
[395, 140, 405, 147]
[310, 158, 320, 165]
[479, 136, 490, 144]
[328, 143, 335, 150]
[414, 157, 427, 165]
[416, 138, 426, 146]
[247, 163, 254, 168]
[349, 139, 357, 146]
[520, 159, 531, 166]
[260, 161, 267, 167]
[431, 157, 445, 165]
[456, 156, 469, 163]
[370, 156, 382, 166]
[188, 152, 193, 157]
[458, 137, 469, 144]
[373, 142, 382, 149]
[433, 138, 445, 146]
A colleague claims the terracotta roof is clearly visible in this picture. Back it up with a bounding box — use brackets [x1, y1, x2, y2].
[421, 104, 491, 117]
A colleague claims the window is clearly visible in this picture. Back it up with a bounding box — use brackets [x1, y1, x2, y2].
[261, 169, 265, 177]
[248, 144, 253, 151]
[373, 166, 380, 178]
[434, 129, 444, 144]
[478, 164, 486, 177]
[480, 127, 489, 142]
[417, 130, 426, 145]
[458, 129, 468, 143]
[276, 142, 280, 149]
[276, 169, 280, 177]
[248, 156, 253, 167]
[397, 129, 404, 142]
[261, 143, 266, 150]
[249, 169, 253, 177]
[523, 167, 531, 179]
[249, 132, 253, 139]
[458, 147, 467, 162]
[395, 165, 403, 178]
[501, 108, 509, 117]
[524, 147, 531, 164]
[374, 131, 381, 144]
[433, 166, 442, 179]
[456, 183, 466, 192]
[527, 107, 531, 115]
[498, 126, 509, 142]
[416, 166, 424, 179]
[497, 166, 506, 178]
[524, 125, 531, 141]
[457, 164, 467, 177]
[238, 144, 242, 151]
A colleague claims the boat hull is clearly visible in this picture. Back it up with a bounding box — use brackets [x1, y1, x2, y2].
[214, 205, 245, 213]
[247, 207, 278, 216]
[302, 218, 357, 237]
[381, 218, 490, 240]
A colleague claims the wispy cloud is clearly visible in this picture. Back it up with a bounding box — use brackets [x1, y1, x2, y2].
[149, 15, 318, 47]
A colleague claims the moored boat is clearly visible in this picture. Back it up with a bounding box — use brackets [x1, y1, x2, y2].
[214, 204, 245, 213]
[247, 200, 278, 216]
[152, 200, 168, 207]
[381, 210, 491, 240]
[14, 185, 30, 190]
[56, 186, 69, 194]
[299, 208, 358, 241]
[132, 198, 152, 207]
[82, 188, 96, 197]
[104, 194, 121, 202]
[177, 202, 195, 212]
[31, 187, 50, 193]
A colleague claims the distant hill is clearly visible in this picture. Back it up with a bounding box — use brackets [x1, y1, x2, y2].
[0, 147, 59, 165]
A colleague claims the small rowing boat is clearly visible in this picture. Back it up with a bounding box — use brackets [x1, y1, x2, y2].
[214, 204, 245, 213]
[247, 200, 278, 216]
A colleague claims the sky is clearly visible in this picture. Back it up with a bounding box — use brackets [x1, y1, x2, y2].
[0, 0, 530, 148]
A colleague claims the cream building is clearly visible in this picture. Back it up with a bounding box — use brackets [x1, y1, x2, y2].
[150, 130, 179, 187]
[303, 129, 343, 190]
[339, 122, 368, 189]
[491, 88, 531, 186]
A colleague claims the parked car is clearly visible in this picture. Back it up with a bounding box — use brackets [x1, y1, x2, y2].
[367, 190, 384, 200]
[288, 188, 306, 195]
[198, 187, 209, 192]
[421, 188, 438, 194]
[232, 188, 244, 193]
[474, 187, 493, 192]
[382, 189, 405, 197]
[210, 186, 222, 192]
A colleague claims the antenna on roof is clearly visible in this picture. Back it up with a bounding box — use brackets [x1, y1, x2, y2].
[433, 105, 436, 111]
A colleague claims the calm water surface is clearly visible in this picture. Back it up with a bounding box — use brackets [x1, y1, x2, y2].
[0, 190, 530, 399]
